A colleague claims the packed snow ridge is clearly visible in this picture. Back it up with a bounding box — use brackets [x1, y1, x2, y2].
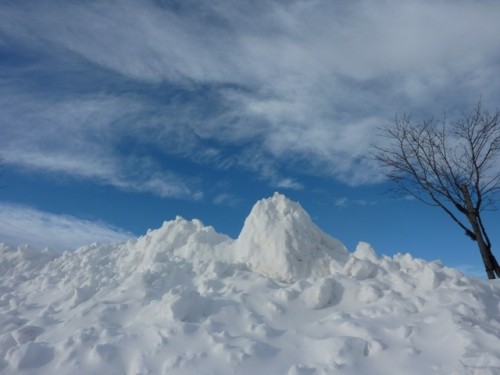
[1, 193, 500, 374]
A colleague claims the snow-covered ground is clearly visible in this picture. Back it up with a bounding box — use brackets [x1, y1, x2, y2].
[1, 193, 500, 374]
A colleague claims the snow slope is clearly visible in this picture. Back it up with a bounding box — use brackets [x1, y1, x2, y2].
[1, 193, 500, 374]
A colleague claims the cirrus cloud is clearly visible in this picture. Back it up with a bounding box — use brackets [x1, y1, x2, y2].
[0, 0, 499, 191]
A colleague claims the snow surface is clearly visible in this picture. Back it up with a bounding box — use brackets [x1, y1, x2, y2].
[1, 193, 500, 374]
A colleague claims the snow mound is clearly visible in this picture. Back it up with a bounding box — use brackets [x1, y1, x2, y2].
[1, 194, 500, 374]
[234, 193, 349, 282]
[133, 216, 233, 267]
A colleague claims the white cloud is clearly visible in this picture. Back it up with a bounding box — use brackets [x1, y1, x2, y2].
[276, 178, 303, 190]
[0, 90, 201, 199]
[0, 0, 499, 187]
[334, 197, 348, 208]
[213, 193, 239, 207]
[0, 202, 133, 252]
[334, 197, 378, 208]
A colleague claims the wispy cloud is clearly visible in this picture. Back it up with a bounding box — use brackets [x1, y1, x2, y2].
[334, 197, 377, 208]
[213, 193, 240, 207]
[335, 197, 348, 208]
[0, 202, 133, 251]
[1, 0, 499, 190]
[0, 88, 202, 199]
[454, 264, 486, 279]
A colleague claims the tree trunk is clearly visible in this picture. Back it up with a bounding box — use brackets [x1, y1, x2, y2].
[461, 185, 497, 279]
[471, 220, 496, 279]
[470, 217, 495, 279]
[488, 251, 500, 278]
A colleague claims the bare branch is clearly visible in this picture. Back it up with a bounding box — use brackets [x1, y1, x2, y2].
[372, 101, 500, 279]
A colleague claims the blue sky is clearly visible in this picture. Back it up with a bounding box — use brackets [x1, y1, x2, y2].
[1, 0, 500, 277]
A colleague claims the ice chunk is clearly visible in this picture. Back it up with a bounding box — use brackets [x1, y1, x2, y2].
[353, 242, 378, 262]
[301, 278, 337, 309]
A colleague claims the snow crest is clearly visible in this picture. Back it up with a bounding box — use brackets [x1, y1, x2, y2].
[1, 194, 500, 374]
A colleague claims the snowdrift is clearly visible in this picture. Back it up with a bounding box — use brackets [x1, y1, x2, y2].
[1, 193, 500, 374]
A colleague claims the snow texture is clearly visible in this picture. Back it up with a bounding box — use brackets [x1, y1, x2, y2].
[1, 193, 500, 374]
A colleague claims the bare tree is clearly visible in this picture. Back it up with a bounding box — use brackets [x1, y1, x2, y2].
[374, 102, 500, 279]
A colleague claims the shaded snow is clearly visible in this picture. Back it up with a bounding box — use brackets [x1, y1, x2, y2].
[1, 193, 500, 374]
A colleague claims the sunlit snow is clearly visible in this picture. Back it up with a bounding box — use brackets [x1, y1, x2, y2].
[1, 193, 500, 374]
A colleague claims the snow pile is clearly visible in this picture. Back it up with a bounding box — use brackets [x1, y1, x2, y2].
[1, 194, 500, 374]
[235, 193, 349, 282]
[133, 216, 233, 265]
